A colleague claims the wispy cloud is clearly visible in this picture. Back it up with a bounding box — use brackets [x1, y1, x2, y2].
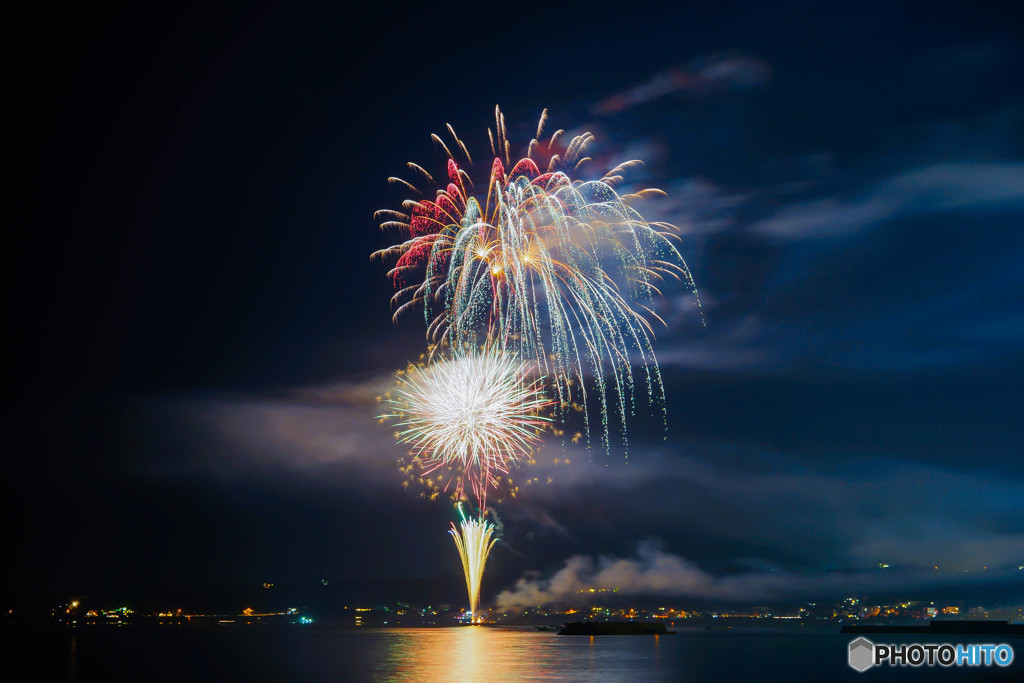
[643, 157, 1024, 376]
[655, 257, 1024, 375]
[135, 373, 403, 487]
[752, 162, 1024, 240]
[593, 54, 772, 115]
[648, 177, 748, 237]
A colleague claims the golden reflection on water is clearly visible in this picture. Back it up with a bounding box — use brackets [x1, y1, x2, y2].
[375, 626, 595, 681]
[372, 625, 671, 681]
[378, 627, 553, 681]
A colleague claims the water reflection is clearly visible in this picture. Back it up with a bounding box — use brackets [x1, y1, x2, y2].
[378, 627, 559, 681]
[374, 626, 665, 682]
[42, 625, 877, 682]
[69, 635, 77, 683]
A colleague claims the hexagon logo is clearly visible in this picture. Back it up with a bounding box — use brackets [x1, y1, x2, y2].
[848, 637, 874, 672]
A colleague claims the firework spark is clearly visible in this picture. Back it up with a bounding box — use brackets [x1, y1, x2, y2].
[373, 106, 702, 449]
[449, 504, 497, 621]
[381, 348, 552, 507]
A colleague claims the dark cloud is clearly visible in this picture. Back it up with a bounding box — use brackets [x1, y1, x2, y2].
[909, 40, 1022, 82]
[518, 445, 1024, 569]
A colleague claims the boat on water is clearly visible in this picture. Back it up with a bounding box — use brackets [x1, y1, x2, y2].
[558, 621, 675, 635]
[535, 625, 561, 632]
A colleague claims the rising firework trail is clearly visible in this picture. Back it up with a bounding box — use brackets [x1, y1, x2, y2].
[373, 106, 702, 450]
[449, 503, 497, 622]
[380, 347, 552, 508]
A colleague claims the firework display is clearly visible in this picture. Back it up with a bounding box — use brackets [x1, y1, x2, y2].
[373, 107, 697, 621]
[381, 348, 551, 507]
[374, 106, 701, 449]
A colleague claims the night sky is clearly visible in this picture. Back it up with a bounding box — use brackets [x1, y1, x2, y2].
[10, 1, 1024, 610]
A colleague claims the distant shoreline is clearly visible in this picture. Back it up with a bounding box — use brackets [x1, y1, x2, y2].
[842, 620, 1024, 635]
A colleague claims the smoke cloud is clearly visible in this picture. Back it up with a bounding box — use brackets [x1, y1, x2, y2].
[494, 540, 1019, 611]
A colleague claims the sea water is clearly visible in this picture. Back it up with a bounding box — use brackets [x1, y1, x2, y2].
[9, 625, 1021, 681]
